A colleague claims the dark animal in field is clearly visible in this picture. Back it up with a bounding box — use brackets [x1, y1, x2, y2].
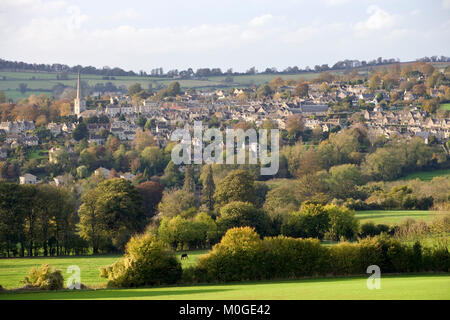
[181, 253, 189, 260]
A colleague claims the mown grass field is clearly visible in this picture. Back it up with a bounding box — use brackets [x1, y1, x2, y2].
[355, 210, 448, 225]
[440, 103, 450, 111]
[0, 250, 208, 290]
[0, 274, 448, 300]
[399, 169, 450, 181]
[0, 70, 326, 101]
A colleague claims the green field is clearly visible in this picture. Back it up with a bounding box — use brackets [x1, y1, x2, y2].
[400, 169, 450, 181]
[0, 250, 208, 290]
[0, 70, 326, 101]
[440, 103, 450, 111]
[0, 274, 448, 300]
[355, 210, 448, 225]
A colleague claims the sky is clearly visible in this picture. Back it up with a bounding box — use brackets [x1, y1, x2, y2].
[0, 0, 449, 73]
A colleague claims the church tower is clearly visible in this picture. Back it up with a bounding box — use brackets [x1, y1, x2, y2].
[74, 71, 86, 116]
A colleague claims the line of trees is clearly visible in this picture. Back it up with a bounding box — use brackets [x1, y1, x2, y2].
[0, 181, 85, 257]
[0, 177, 165, 257]
[3, 56, 448, 80]
[99, 226, 449, 288]
[0, 59, 139, 77]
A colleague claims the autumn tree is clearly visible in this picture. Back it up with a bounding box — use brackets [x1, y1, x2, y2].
[133, 128, 156, 152]
[423, 99, 439, 114]
[157, 189, 199, 218]
[79, 179, 144, 252]
[214, 170, 255, 207]
[160, 161, 183, 188]
[294, 79, 309, 97]
[136, 181, 164, 220]
[217, 201, 271, 236]
[412, 83, 427, 96]
[268, 77, 285, 91]
[256, 84, 273, 99]
[285, 114, 304, 142]
[281, 202, 330, 239]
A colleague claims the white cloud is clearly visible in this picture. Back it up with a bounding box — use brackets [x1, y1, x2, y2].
[282, 26, 321, 44]
[443, 0, 450, 9]
[0, 3, 283, 69]
[354, 5, 400, 36]
[110, 8, 141, 20]
[65, 5, 88, 30]
[248, 14, 273, 27]
[0, 0, 448, 72]
[324, 0, 351, 6]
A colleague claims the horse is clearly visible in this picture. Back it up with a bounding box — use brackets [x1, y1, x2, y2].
[181, 253, 189, 260]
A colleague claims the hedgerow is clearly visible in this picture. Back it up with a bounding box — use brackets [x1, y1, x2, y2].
[192, 227, 449, 282]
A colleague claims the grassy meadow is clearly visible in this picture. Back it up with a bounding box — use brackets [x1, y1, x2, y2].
[399, 169, 450, 181]
[1, 274, 448, 300]
[355, 210, 448, 225]
[0, 250, 208, 290]
[0, 70, 331, 101]
[1, 210, 441, 290]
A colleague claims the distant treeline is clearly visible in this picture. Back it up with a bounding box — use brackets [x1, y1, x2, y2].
[1, 56, 449, 79]
[0, 59, 139, 77]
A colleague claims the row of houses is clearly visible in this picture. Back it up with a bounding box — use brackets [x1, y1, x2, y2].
[363, 109, 450, 142]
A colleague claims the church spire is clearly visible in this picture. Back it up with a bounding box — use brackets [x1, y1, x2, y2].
[76, 71, 81, 100]
[74, 70, 85, 116]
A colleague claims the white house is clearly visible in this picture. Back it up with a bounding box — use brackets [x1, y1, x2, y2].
[19, 173, 37, 185]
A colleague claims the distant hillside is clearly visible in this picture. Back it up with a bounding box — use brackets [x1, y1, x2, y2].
[1, 57, 449, 101]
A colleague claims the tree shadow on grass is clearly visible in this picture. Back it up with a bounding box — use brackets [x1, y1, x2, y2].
[1, 288, 234, 300]
[81, 288, 234, 300]
[359, 213, 430, 221]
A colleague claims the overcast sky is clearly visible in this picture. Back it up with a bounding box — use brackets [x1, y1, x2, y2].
[0, 0, 449, 73]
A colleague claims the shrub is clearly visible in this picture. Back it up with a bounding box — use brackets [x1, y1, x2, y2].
[325, 204, 359, 241]
[196, 227, 330, 281]
[394, 219, 429, 241]
[217, 201, 272, 237]
[190, 229, 449, 283]
[430, 248, 450, 272]
[21, 264, 64, 290]
[99, 234, 182, 288]
[261, 236, 329, 278]
[429, 214, 450, 249]
[411, 241, 423, 271]
[359, 222, 390, 238]
[158, 216, 208, 250]
[344, 198, 381, 210]
[328, 242, 361, 275]
[196, 227, 263, 282]
[281, 203, 330, 239]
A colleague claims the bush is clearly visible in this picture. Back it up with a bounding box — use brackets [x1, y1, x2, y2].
[217, 201, 272, 237]
[21, 264, 64, 290]
[429, 248, 450, 272]
[196, 227, 263, 282]
[344, 198, 381, 210]
[359, 222, 390, 238]
[190, 229, 449, 283]
[325, 204, 359, 241]
[281, 203, 330, 239]
[99, 234, 182, 288]
[328, 242, 361, 275]
[196, 227, 329, 281]
[261, 236, 329, 278]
